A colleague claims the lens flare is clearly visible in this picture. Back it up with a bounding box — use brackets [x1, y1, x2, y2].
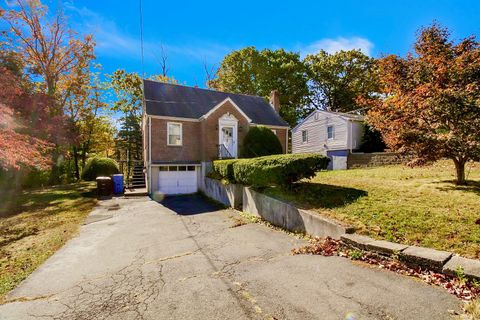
[345, 312, 356, 320]
[152, 191, 165, 202]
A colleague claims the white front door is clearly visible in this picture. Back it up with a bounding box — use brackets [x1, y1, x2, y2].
[218, 113, 238, 158]
[221, 126, 235, 156]
[158, 166, 197, 195]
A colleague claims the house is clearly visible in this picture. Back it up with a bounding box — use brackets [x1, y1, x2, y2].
[142, 80, 289, 195]
[291, 110, 364, 170]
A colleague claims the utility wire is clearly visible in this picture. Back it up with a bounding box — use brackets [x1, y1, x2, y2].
[139, 0, 145, 80]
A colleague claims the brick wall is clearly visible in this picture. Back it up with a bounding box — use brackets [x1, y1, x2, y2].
[150, 118, 202, 162]
[149, 100, 289, 162]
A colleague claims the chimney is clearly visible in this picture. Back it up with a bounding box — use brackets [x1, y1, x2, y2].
[269, 90, 280, 113]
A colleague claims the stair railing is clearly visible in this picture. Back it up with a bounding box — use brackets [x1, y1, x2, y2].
[217, 144, 233, 159]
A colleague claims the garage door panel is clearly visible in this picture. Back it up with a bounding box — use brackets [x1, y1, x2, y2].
[158, 169, 197, 195]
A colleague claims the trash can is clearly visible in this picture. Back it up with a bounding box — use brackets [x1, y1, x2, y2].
[112, 174, 124, 195]
[96, 176, 113, 197]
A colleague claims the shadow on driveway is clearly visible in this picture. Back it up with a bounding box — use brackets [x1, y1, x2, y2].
[160, 193, 223, 215]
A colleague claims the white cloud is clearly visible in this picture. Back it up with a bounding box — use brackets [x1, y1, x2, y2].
[300, 37, 374, 57]
[64, 3, 233, 63]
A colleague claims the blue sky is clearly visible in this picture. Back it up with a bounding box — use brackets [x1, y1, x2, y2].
[7, 1, 480, 87]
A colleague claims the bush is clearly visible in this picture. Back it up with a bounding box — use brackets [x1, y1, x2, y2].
[212, 159, 238, 181]
[359, 124, 386, 153]
[240, 126, 283, 158]
[81, 157, 119, 181]
[213, 153, 330, 187]
[21, 169, 51, 188]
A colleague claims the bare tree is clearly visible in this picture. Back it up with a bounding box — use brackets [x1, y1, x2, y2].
[156, 44, 169, 77]
[203, 58, 218, 88]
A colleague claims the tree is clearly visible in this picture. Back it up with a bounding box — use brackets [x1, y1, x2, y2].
[364, 24, 480, 185]
[108, 70, 177, 166]
[209, 47, 309, 126]
[0, 66, 54, 171]
[1, 0, 96, 183]
[1, 0, 95, 103]
[304, 49, 378, 112]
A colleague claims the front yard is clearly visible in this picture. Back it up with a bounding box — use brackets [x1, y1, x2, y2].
[0, 182, 97, 302]
[264, 160, 480, 259]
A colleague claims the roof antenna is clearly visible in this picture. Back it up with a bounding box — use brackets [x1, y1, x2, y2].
[139, 0, 145, 80]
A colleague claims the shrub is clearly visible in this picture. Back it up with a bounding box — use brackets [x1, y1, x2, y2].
[81, 157, 119, 181]
[212, 153, 329, 187]
[212, 159, 238, 181]
[240, 126, 283, 158]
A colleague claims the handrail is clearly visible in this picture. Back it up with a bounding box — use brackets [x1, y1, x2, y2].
[217, 144, 233, 159]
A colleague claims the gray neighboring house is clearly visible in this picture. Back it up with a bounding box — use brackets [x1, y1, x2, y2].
[291, 110, 364, 170]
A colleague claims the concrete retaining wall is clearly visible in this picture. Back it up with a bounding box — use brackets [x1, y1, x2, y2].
[202, 177, 243, 209]
[242, 187, 354, 239]
[347, 152, 403, 169]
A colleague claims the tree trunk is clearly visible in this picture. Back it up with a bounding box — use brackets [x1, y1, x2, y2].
[453, 158, 466, 185]
[73, 146, 80, 181]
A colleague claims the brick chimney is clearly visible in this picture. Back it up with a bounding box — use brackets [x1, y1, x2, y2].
[269, 90, 280, 113]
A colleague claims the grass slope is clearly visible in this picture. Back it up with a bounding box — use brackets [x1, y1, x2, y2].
[265, 160, 480, 258]
[0, 182, 97, 302]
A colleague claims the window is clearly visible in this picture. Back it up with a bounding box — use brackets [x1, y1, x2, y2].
[327, 126, 334, 140]
[167, 122, 182, 146]
[301, 130, 308, 143]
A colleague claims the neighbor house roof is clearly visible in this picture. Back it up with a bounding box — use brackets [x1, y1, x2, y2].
[143, 80, 289, 127]
[292, 109, 364, 132]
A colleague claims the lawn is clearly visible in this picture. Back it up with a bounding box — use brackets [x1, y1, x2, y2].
[264, 160, 480, 259]
[0, 182, 97, 302]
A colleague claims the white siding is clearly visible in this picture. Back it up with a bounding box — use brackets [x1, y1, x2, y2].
[292, 110, 356, 154]
[348, 121, 364, 150]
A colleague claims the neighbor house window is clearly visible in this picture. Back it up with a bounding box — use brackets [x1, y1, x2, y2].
[167, 122, 182, 146]
[302, 130, 308, 143]
[327, 126, 334, 140]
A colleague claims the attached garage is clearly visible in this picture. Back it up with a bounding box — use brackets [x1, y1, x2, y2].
[156, 165, 198, 195]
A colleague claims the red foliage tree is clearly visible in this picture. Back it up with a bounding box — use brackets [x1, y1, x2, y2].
[364, 24, 480, 185]
[0, 67, 67, 171]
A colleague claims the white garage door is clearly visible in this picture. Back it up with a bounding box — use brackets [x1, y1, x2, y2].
[158, 166, 197, 195]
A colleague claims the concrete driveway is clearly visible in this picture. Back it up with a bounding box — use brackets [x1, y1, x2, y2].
[0, 195, 459, 320]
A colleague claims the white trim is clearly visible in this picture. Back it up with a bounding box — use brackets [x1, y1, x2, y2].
[327, 125, 335, 140]
[149, 115, 200, 122]
[201, 97, 252, 122]
[167, 122, 183, 146]
[301, 129, 308, 144]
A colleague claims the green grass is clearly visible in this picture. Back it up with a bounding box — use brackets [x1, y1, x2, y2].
[0, 182, 97, 302]
[264, 160, 480, 259]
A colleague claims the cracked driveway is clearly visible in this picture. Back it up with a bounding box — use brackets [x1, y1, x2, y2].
[0, 196, 459, 319]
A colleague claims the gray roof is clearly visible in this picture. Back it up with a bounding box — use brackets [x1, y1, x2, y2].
[144, 80, 289, 127]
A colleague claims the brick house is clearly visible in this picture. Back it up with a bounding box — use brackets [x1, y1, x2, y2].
[142, 80, 289, 195]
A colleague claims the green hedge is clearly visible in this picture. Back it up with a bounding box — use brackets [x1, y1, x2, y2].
[212, 153, 329, 187]
[240, 126, 283, 158]
[81, 157, 120, 181]
[211, 159, 238, 181]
